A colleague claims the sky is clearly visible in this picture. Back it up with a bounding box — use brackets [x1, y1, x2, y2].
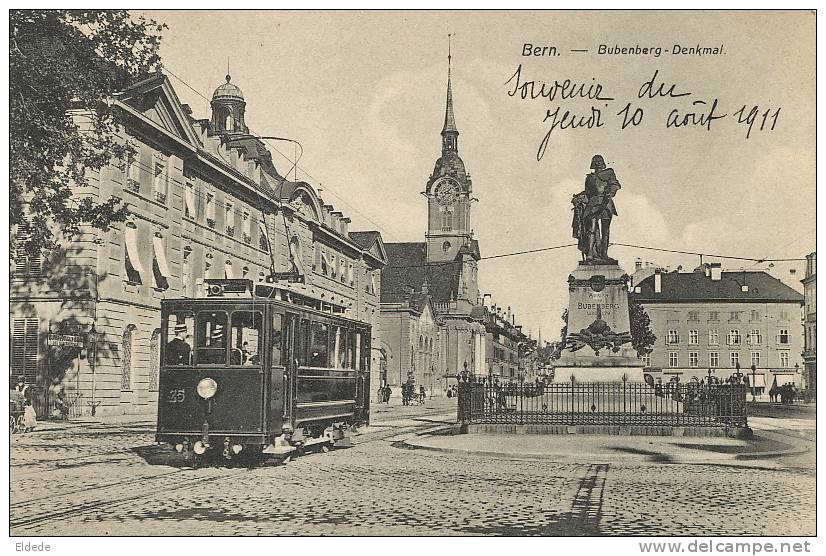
[140, 10, 816, 341]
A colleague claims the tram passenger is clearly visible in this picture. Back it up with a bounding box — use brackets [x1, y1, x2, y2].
[166, 324, 192, 365]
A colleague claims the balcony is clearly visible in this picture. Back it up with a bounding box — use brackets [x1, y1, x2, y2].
[154, 191, 167, 204]
[226, 226, 235, 237]
[125, 179, 140, 193]
[206, 218, 216, 229]
[243, 233, 251, 244]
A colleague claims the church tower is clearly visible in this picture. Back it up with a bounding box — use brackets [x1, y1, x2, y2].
[424, 43, 475, 266]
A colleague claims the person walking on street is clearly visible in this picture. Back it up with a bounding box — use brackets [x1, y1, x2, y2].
[23, 399, 37, 432]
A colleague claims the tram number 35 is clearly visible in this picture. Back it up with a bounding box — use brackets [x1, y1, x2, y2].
[167, 388, 186, 403]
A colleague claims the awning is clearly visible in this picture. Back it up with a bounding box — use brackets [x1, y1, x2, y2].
[258, 221, 270, 250]
[184, 185, 196, 217]
[124, 225, 145, 275]
[746, 374, 766, 388]
[152, 235, 170, 278]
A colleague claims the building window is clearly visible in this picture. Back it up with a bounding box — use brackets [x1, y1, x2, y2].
[125, 152, 141, 193]
[688, 330, 698, 345]
[709, 311, 719, 321]
[149, 328, 161, 391]
[730, 351, 740, 368]
[727, 329, 741, 346]
[124, 222, 144, 284]
[242, 211, 251, 244]
[182, 246, 193, 297]
[341, 258, 349, 284]
[730, 311, 740, 322]
[641, 353, 651, 367]
[121, 325, 136, 391]
[750, 352, 761, 368]
[779, 309, 789, 321]
[749, 329, 762, 345]
[224, 259, 234, 279]
[442, 240, 451, 253]
[750, 310, 761, 322]
[225, 203, 235, 236]
[14, 237, 43, 276]
[708, 329, 719, 345]
[709, 351, 719, 368]
[184, 182, 196, 219]
[349, 262, 355, 286]
[441, 210, 453, 232]
[688, 311, 699, 321]
[206, 192, 216, 227]
[779, 351, 790, 367]
[689, 351, 699, 368]
[331, 254, 337, 278]
[11, 317, 39, 384]
[668, 352, 679, 368]
[152, 156, 168, 204]
[667, 330, 680, 345]
[777, 328, 790, 345]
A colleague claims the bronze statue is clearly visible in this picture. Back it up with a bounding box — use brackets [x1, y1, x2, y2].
[571, 154, 621, 264]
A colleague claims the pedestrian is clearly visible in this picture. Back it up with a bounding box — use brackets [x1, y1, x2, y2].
[23, 399, 37, 432]
[419, 384, 426, 404]
[384, 385, 392, 403]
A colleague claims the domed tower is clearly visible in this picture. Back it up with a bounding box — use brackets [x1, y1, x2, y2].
[210, 74, 248, 137]
[425, 47, 474, 265]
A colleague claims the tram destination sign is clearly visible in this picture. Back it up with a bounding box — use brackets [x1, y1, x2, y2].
[46, 334, 86, 348]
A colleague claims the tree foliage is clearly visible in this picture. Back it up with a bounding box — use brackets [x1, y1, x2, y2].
[629, 301, 657, 357]
[10, 10, 166, 256]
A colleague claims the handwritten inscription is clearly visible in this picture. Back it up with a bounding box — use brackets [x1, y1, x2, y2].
[505, 65, 782, 160]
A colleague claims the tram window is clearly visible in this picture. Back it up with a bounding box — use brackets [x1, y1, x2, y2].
[230, 311, 263, 366]
[271, 313, 283, 367]
[355, 332, 362, 371]
[308, 322, 329, 368]
[332, 325, 348, 369]
[196, 311, 228, 365]
[163, 311, 194, 366]
[346, 330, 354, 369]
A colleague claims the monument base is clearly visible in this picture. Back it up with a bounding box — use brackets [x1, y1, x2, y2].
[552, 366, 646, 383]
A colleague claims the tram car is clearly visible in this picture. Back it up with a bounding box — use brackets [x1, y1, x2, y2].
[155, 278, 371, 464]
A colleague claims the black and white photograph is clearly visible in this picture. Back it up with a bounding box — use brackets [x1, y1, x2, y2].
[6, 6, 819, 549]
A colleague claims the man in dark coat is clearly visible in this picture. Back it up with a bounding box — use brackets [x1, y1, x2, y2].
[166, 323, 192, 365]
[571, 154, 621, 263]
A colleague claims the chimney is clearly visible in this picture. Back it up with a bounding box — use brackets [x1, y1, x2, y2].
[710, 263, 722, 281]
[654, 269, 662, 293]
[507, 306, 512, 322]
[704, 264, 711, 277]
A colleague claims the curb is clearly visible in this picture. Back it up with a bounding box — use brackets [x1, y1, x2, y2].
[396, 431, 807, 464]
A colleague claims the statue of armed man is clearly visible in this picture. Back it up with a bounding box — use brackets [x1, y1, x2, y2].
[571, 154, 621, 264]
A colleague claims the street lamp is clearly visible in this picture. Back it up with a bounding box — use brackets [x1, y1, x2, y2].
[750, 364, 757, 402]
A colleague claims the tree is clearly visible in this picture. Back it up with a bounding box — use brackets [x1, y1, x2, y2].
[629, 301, 657, 357]
[10, 10, 166, 256]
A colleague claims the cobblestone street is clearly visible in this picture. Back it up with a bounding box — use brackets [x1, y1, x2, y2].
[10, 400, 815, 537]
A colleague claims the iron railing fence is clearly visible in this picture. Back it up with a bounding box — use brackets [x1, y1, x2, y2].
[458, 380, 747, 428]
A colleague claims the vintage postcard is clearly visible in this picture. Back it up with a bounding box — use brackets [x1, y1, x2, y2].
[7, 8, 817, 548]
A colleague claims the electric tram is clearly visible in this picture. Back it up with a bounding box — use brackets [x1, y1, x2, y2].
[155, 278, 371, 464]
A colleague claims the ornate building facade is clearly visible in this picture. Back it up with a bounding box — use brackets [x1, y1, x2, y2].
[630, 263, 804, 395]
[10, 72, 386, 417]
[801, 252, 816, 395]
[378, 58, 529, 396]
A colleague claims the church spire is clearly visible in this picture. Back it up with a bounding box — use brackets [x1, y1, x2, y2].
[441, 34, 459, 153]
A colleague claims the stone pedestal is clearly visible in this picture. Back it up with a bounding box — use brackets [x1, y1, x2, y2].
[553, 262, 645, 383]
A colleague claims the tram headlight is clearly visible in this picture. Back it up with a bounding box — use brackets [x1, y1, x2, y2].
[197, 377, 218, 399]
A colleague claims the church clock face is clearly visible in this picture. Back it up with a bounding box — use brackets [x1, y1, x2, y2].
[433, 179, 460, 206]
